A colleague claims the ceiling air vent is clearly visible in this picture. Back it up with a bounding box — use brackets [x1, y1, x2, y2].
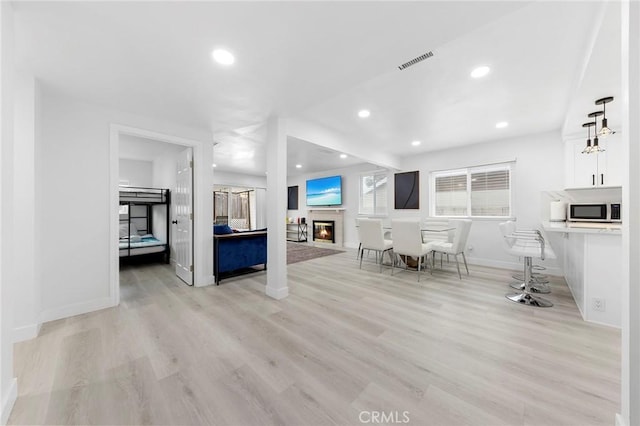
[398, 51, 434, 71]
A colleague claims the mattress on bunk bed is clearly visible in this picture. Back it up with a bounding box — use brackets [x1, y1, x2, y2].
[119, 235, 166, 256]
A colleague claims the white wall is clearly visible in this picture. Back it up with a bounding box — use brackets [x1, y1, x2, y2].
[119, 158, 152, 187]
[622, 2, 640, 424]
[0, 2, 17, 423]
[37, 90, 214, 321]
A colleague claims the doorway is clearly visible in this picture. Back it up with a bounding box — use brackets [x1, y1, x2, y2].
[110, 125, 209, 305]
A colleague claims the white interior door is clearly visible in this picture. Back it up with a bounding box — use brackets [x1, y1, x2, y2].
[174, 147, 193, 285]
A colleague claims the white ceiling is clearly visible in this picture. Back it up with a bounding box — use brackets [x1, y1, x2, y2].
[14, 1, 612, 175]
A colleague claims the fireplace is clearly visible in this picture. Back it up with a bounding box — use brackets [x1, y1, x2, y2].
[313, 220, 335, 243]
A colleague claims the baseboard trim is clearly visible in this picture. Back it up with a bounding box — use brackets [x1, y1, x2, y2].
[344, 246, 565, 277]
[40, 296, 116, 323]
[464, 255, 563, 277]
[615, 413, 627, 426]
[586, 318, 621, 329]
[1, 378, 17, 426]
[13, 322, 42, 343]
[266, 285, 289, 300]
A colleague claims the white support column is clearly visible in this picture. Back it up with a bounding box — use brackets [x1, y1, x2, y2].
[265, 116, 288, 300]
[12, 72, 40, 342]
[620, 2, 640, 425]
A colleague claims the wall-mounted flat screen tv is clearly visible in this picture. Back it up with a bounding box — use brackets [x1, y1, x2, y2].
[306, 175, 342, 206]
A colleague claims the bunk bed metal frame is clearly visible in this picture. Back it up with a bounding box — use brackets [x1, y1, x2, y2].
[119, 186, 171, 263]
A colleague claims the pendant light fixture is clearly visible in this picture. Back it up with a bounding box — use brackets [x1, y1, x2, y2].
[581, 121, 596, 154]
[587, 111, 605, 153]
[595, 96, 615, 137]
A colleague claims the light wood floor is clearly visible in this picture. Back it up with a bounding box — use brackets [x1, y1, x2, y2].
[9, 251, 620, 425]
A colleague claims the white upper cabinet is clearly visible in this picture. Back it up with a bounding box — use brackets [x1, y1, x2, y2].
[601, 133, 624, 186]
[565, 133, 623, 189]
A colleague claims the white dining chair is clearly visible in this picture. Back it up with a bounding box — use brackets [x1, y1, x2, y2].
[430, 219, 472, 279]
[358, 218, 393, 272]
[391, 219, 437, 281]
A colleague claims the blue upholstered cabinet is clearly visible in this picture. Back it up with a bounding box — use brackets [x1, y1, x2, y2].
[213, 230, 267, 284]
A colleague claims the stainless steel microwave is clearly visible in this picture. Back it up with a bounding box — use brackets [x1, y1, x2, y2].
[568, 203, 622, 222]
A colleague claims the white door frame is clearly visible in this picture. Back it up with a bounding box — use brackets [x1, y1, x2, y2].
[109, 124, 213, 306]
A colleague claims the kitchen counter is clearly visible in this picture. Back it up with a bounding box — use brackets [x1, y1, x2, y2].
[543, 221, 622, 235]
[543, 221, 621, 328]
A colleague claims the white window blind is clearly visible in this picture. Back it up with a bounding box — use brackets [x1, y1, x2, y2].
[470, 169, 510, 217]
[431, 163, 512, 218]
[434, 172, 467, 216]
[359, 171, 388, 215]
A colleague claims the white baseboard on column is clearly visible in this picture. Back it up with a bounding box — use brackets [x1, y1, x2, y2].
[1, 378, 17, 425]
[13, 322, 41, 343]
[615, 413, 627, 426]
[266, 285, 289, 300]
[40, 296, 115, 323]
[196, 274, 216, 288]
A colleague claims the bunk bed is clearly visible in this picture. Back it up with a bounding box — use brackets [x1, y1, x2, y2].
[119, 186, 170, 263]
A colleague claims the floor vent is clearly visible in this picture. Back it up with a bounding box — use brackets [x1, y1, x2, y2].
[398, 51, 434, 70]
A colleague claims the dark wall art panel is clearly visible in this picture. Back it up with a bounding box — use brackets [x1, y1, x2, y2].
[287, 185, 299, 210]
[394, 171, 420, 209]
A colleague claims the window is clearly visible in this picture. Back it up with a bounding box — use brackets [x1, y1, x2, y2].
[214, 187, 253, 229]
[431, 163, 513, 218]
[359, 171, 388, 215]
[229, 190, 251, 229]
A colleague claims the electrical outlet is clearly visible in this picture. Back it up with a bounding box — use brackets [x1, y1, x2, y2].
[592, 298, 606, 312]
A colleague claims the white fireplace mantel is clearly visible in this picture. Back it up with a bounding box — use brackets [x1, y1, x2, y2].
[307, 207, 346, 212]
[307, 209, 345, 247]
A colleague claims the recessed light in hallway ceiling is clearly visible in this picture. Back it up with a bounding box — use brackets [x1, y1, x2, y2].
[212, 49, 235, 65]
[495, 121, 509, 129]
[340, 154, 348, 159]
[296, 164, 302, 169]
[411, 140, 421, 146]
[358, 110, 371, 118]
[470, 65, 490, 79]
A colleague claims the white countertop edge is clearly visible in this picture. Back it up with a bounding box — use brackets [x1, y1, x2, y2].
[542, 221, 622, 235]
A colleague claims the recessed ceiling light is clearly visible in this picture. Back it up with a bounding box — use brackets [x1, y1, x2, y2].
[411, 140, 421, 146]
[358, 109, 371, 118]
[340, 154, 347, 159]
[295, 164, 302, 168]
[470, 66, 490, 79]
[212, 49, 235, 65]
[212, 163, 217, 168]
[495, 121, 509, 129]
